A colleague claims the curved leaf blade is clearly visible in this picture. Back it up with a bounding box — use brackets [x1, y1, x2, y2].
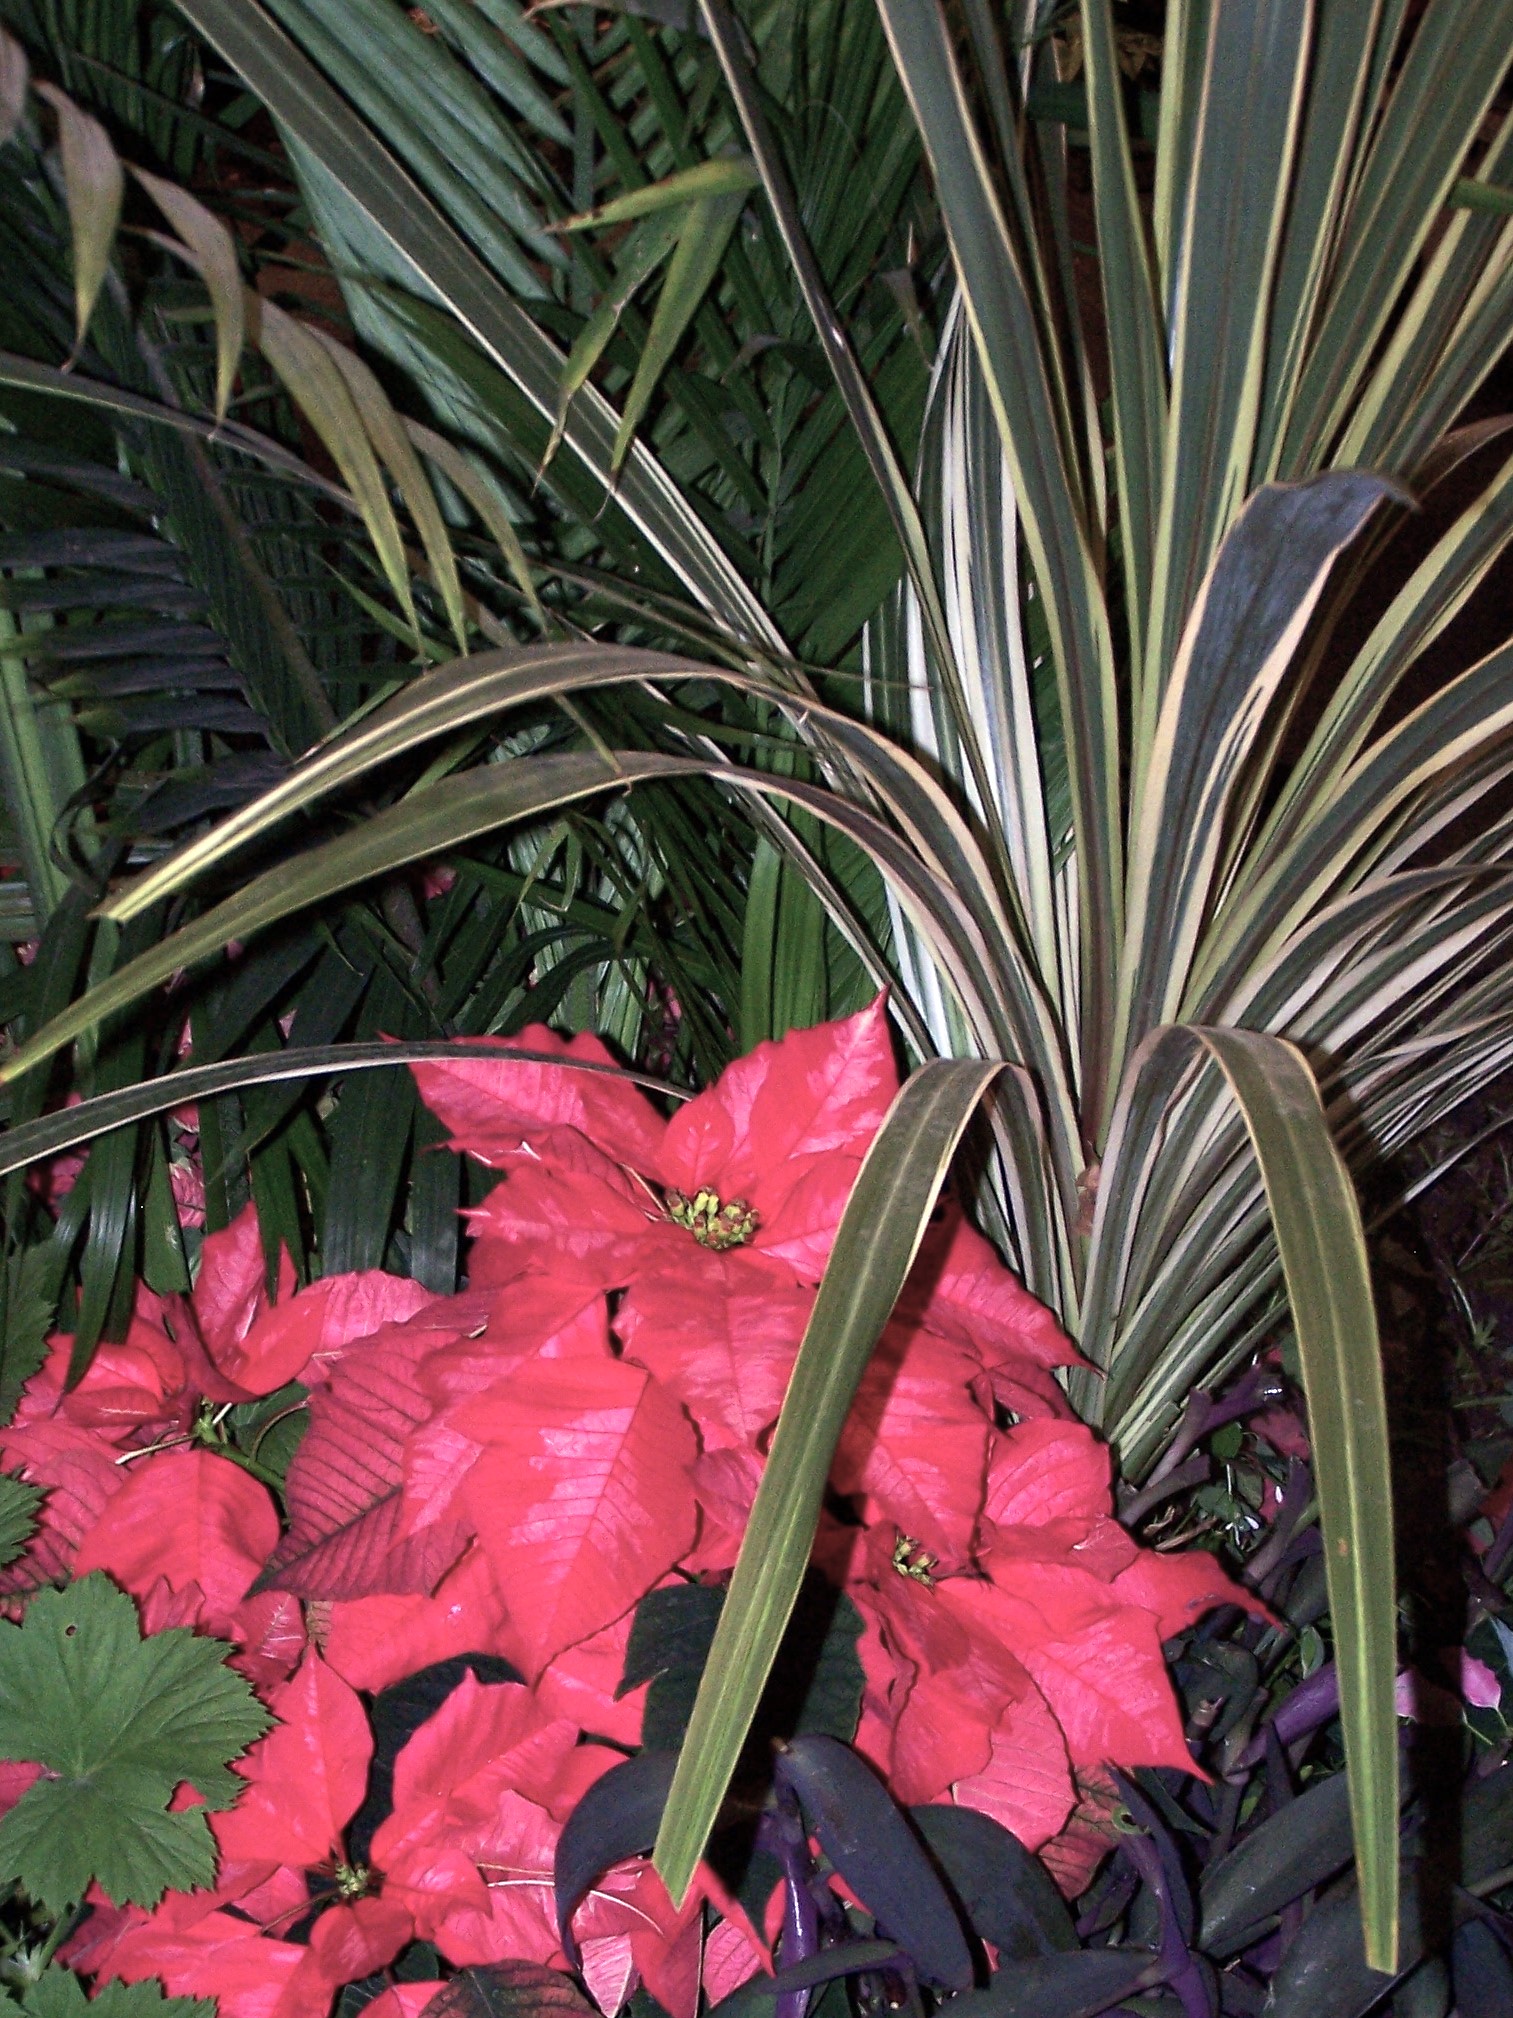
[96, 644, 697, 925]
[132, 169, 246, 424]
[776, 1734, 971, 1988]
[909, 1803, 1077, 1961]
[942, 1950, 1164, 2018]
[706, 1944, 902, 2018]
[557, 156, 759, 232]
[0, 1041, 688, 1179]
[33, 84, 124, 354]
[1189, 1025, 1397, 1974]
[169, 0, 782, 652]
[1, 750, 672, 1087]
[652, 1056, 1002, 1904]
[554, 1752, 677, 1958]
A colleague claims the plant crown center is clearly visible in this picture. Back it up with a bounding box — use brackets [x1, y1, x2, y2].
[666, 1186, 759, 1250]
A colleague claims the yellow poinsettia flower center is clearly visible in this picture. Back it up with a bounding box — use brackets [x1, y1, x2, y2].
[666, 1186, 760, 1250]
[891, 1534, 937, 1586]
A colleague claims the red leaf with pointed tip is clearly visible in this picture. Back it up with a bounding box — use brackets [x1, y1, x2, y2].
[410, 1025, 668, 1173]
[903, 1205, 1083, 1374]
[366, 1983, 443, 2018]
[257, 1307, 472, 1599]
[467, 1162, 681, 1293]
[304, 1897, 412, 1983]
[401, 1411, 490, 1542]
[534, 1613, 648, 1751]
[658, 996, 895, 1200]
[580, 1933, 636, 2018]
[981, 1515, 1138, 1584]
[889, 1661, 1007, 1803]
[633, 1886, 704, 2018]
[16, 1320, 191, 1440]
[322, 1544, 513, 1695]
[73, 1447, 278, 1631]
[683, 1448, 762, 1575]
[834, 1324, 990, 1564]
[961, 1572, 1196, 1774]
[403, 1292, 503, 1408]
[977, 1362, 1078, 1424]
[215, 1648, 371, 1868]
[702, 1913, 771, 2005]
[93, 1902, 314, 2018]
[1038, 1774, 1125, 1899]
[218, 1271, 434, 1395]
[457, 1358, 697, 1678]
[229, 1590, 308, 1690]
[0, 1760, 42, 1820]
[429, 1788, 564, 1967]
[456, 1279, 611, 1375]
[951, 1681, 1076, 1852]
[656, 996, 897, 1281]
[194, 1202, 293, 1367]
[404, 1284, 612, 1538]
[586, 1862, 746, 2018]
[0, 1419, 126, 1597]
[378, 1840, 491, 1947]
[614, 1253, 809, 1451]
[1111, 1548, 1265, 1639]
[382, 1672, 578, 1831]
[982, 1421, 1112, 1528]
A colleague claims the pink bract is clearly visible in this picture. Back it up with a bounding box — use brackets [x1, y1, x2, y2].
[15, 1002, 1261, 2018]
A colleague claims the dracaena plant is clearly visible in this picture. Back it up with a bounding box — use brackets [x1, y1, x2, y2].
[5, 0, 1513, 1977]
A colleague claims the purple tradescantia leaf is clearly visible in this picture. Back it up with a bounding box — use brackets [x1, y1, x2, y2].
[775, 1735, 972, 1991]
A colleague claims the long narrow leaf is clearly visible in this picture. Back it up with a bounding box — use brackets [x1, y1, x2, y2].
[1249, 0, 1389, 484]
[873, 0, 1121, 1123]
[132, 168, 246, 424]
[0, 1040, 689, 1178]
[1278, 0, 1513, 473]
[696, 0, 1005, 852]
[1114, 471, 1397, 1089]
[611, 190, 746, 474]
[1190, 1027, 1397, 1975]
[33, 83, 123, 354]
[2, 751, 675, 1087]
[308, 330, 468, 651]
[652, 1056, 1003, 1903]
[1142, 0, 1311, 728]
[171, 0, 783, 654]
[1077, 0, 1165, 666]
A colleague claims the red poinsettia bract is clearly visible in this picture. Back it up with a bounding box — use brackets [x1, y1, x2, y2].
[3, 1001, 1262, 2018]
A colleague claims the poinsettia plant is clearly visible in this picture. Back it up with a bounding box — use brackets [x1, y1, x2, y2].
[0, 1005, 1271, 2018]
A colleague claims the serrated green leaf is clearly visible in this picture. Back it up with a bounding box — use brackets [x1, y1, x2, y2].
[0, 1573, 270, 1912]
[24, 1968, 214, 2018]
[0, 1469, 41, 1567]
[0, 1243, 58, 1425]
